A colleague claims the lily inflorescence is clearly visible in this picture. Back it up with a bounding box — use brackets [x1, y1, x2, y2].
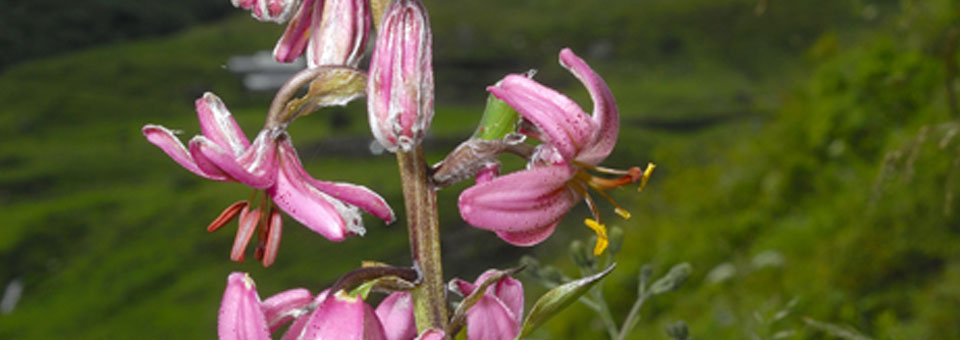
[142, 0, 659, 339]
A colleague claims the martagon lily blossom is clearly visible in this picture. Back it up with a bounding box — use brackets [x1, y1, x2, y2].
[458, 48, 653, 256]
[142, 92, 394, 266]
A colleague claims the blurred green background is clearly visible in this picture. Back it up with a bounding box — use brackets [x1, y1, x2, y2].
[1, 0, 958, 338]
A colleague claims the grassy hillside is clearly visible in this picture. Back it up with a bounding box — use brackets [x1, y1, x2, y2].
[1, 0, 958, 339]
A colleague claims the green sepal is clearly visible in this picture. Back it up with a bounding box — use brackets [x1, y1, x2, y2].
[473, 94, 520, 141]
[515, 264, 616, 339]
[348, 279, 379, 300]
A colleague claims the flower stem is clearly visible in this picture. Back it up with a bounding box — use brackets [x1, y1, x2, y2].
[397, 146, 448, 332]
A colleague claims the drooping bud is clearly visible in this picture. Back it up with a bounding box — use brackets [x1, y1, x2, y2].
[307, 0, 371, 68]
[273, 0, 371, 68]
[299, 290, 387, 340]
[367, 0, 434, 153]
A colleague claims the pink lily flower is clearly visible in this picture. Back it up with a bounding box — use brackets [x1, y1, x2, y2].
[143, 92, 394, 266]
[272, 0, 371, 68]
[458, 48, 652, 255]
[450, 270, 525, 340]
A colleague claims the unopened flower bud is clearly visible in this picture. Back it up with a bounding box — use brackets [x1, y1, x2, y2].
[367, 0, 434, 152]
[639, 264, 653, 292]
[650, 263, 692, 295]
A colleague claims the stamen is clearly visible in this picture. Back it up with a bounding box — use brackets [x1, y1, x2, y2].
[638, 163, 656, 192]
[582, 169, 642, 191]
[584, 218, 609, 256]
[262, 209, 282, 267]
[231, 207, 260, 262]
[591, 187, 631, 220]
[572, 183, 603, 225]
[207, 201, 248, 232]
[574, 161, 633, 176]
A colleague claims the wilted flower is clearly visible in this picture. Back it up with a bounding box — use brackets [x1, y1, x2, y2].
[366, 0, 434, 153]
[272, 0, 371, 68]
[450, 270, 525, 340]
[143, 92, 394, 266]
[458, 48, 652, 255]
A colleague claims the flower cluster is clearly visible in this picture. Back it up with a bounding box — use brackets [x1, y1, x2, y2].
[219, 271, 522, 340]
[145, 0, 647, 338]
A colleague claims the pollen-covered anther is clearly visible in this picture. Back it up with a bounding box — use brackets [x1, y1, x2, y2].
[584, 218, 609, 256]
[207, 201, 248, 232]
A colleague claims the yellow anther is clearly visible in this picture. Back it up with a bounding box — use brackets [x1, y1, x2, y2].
[614, 207, 632, 220]
[584, 218, 609, 256]
[638, 163, 655, 192]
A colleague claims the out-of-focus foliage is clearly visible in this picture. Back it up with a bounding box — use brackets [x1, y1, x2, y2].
[0, 0, 230, 71]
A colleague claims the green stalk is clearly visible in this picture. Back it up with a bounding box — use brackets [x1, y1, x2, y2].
[397, 146, 448, 332]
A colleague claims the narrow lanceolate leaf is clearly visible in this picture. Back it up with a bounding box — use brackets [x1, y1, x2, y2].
[515, 264, 616, 339]
[474, 94, 521, 141]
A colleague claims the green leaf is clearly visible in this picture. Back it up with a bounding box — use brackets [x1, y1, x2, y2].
[474, 94, 520, 140]
[515, 264, 616, 339]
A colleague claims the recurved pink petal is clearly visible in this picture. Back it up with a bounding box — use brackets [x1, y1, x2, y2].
[466, 295, 520, 340]
[559, 48, 619, 165]
[459, 165, 579, 234]
[274, 0, 318, 63]
[374, 292, 416, 340]
[262, 287, 312, 332]
[191, 134, 276, 190]
[269, 139, 381, 240]
[232, 0, 256, 10]
[488, 75, 595, 162]
[495, 221, 559, 247]
[300, 291, 387, 340]
[219, 272, 271, 340]
[308, 180, 395, 224]
[307, 0, 370, 68]
[196, 93, 251, 157]
[187, 136, 236, 180]
[142, 125, 230, 181]
[269, 141, 361, 241]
